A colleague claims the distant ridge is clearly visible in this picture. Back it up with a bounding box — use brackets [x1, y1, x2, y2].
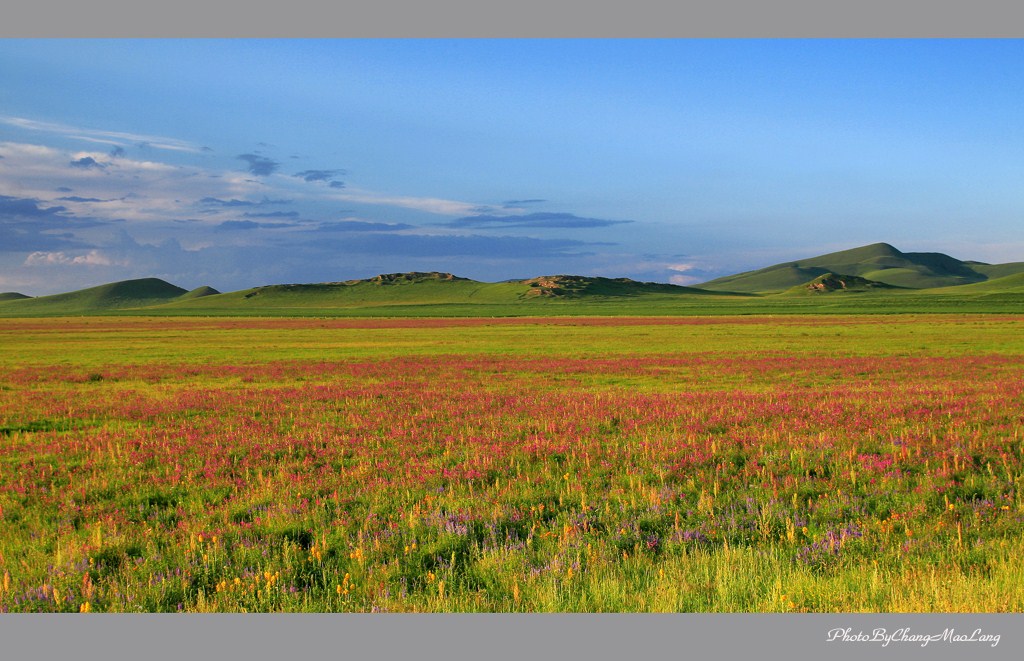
[70, 270, 739, 316]
[927, 271, 1024, 295]
[521, 275, 716, 298]
[0, 278, 211, 314]
[3, 245, 1024, 317]
[699, 242, 1024, 293]
[178, 285, 222, 300]
[784, 272, 902, 295]
[362, 272, 468, 284]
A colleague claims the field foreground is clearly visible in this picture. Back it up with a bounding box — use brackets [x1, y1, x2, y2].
[1, 315, 1023, 612]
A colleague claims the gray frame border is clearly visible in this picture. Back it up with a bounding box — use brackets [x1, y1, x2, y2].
[0, 613, 1021, 660]
[3, 0, 1024, 37]
[3, 2, 1024, 661]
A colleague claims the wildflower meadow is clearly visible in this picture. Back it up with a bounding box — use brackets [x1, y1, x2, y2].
[1, 315, 1022, 612]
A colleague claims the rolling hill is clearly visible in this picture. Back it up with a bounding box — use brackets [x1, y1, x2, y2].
[0, 272, 730, 316]
[2, 243, 1024, 317]
[698, 243, 1024, 293]
[521, 275, 724, 298]
[153, 272, 727, 314]
[925, 271, 1024, 295]
[781, 272, 903, 296]
[0, 278, 207, 315]
[177, 285, 222, 300]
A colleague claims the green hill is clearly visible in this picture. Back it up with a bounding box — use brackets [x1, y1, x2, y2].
[521, 275, 724, 298]
[177, 285, 222, 300]
[0, 292, 30, 301]
[782, 272, 902, 296]
[963, 261, 1024, 280]
[171, 273, 521, 310]
[152, 272, 730, 315]
[0, 278, 190, 315]
[700, 243, 1024, 293]
[3, 248, 1024, 318]
[927, 271, 1024, 295]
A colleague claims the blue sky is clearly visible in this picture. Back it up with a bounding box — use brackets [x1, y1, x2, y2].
[2, 39, 1023, 294]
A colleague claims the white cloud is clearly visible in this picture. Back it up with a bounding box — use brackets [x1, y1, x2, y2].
[669, 274, 701, 286]
[24, 250, 127, 267]
[333, 188, 487, 217]
[67, 150, 178, 173]
[667, 262, 698, 273]
[1, 135, 504, 230]
[0, 116, 203, 153]
[0, 141, 235, 222]
[0, 142, 63, 158]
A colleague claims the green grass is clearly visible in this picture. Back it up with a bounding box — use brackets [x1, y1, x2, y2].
[4, 314, 1024, 368]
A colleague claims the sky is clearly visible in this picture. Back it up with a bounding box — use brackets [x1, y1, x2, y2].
[1, 39, 1024, 295]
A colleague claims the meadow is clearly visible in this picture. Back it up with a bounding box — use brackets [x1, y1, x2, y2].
[1, 315, 1023, 612]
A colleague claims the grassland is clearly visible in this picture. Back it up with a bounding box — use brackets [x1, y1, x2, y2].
[1, 315, 1023, 612]
[100, 289, 1024, 317]
[3, 276, 1024, 318]
[3, 241, 1024, 319]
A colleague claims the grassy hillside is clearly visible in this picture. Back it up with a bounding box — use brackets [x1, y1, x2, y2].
[927, 271, 1024, 295]
[702, 265, 830, 294]
[177, 285, 222, 300]
[4, 246, 1024, 318]
[965, 261, 1024, 279]
[0, 278, 191, 315]
[151, 272, 736, 316]
[700, 242, 1024, 292]
[521, 275, 724, 298]
[160, 274, 525, 311]
[0, 292, 30, 302]
[781, 272, 902, 296]
[0, 272, 737, 318]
